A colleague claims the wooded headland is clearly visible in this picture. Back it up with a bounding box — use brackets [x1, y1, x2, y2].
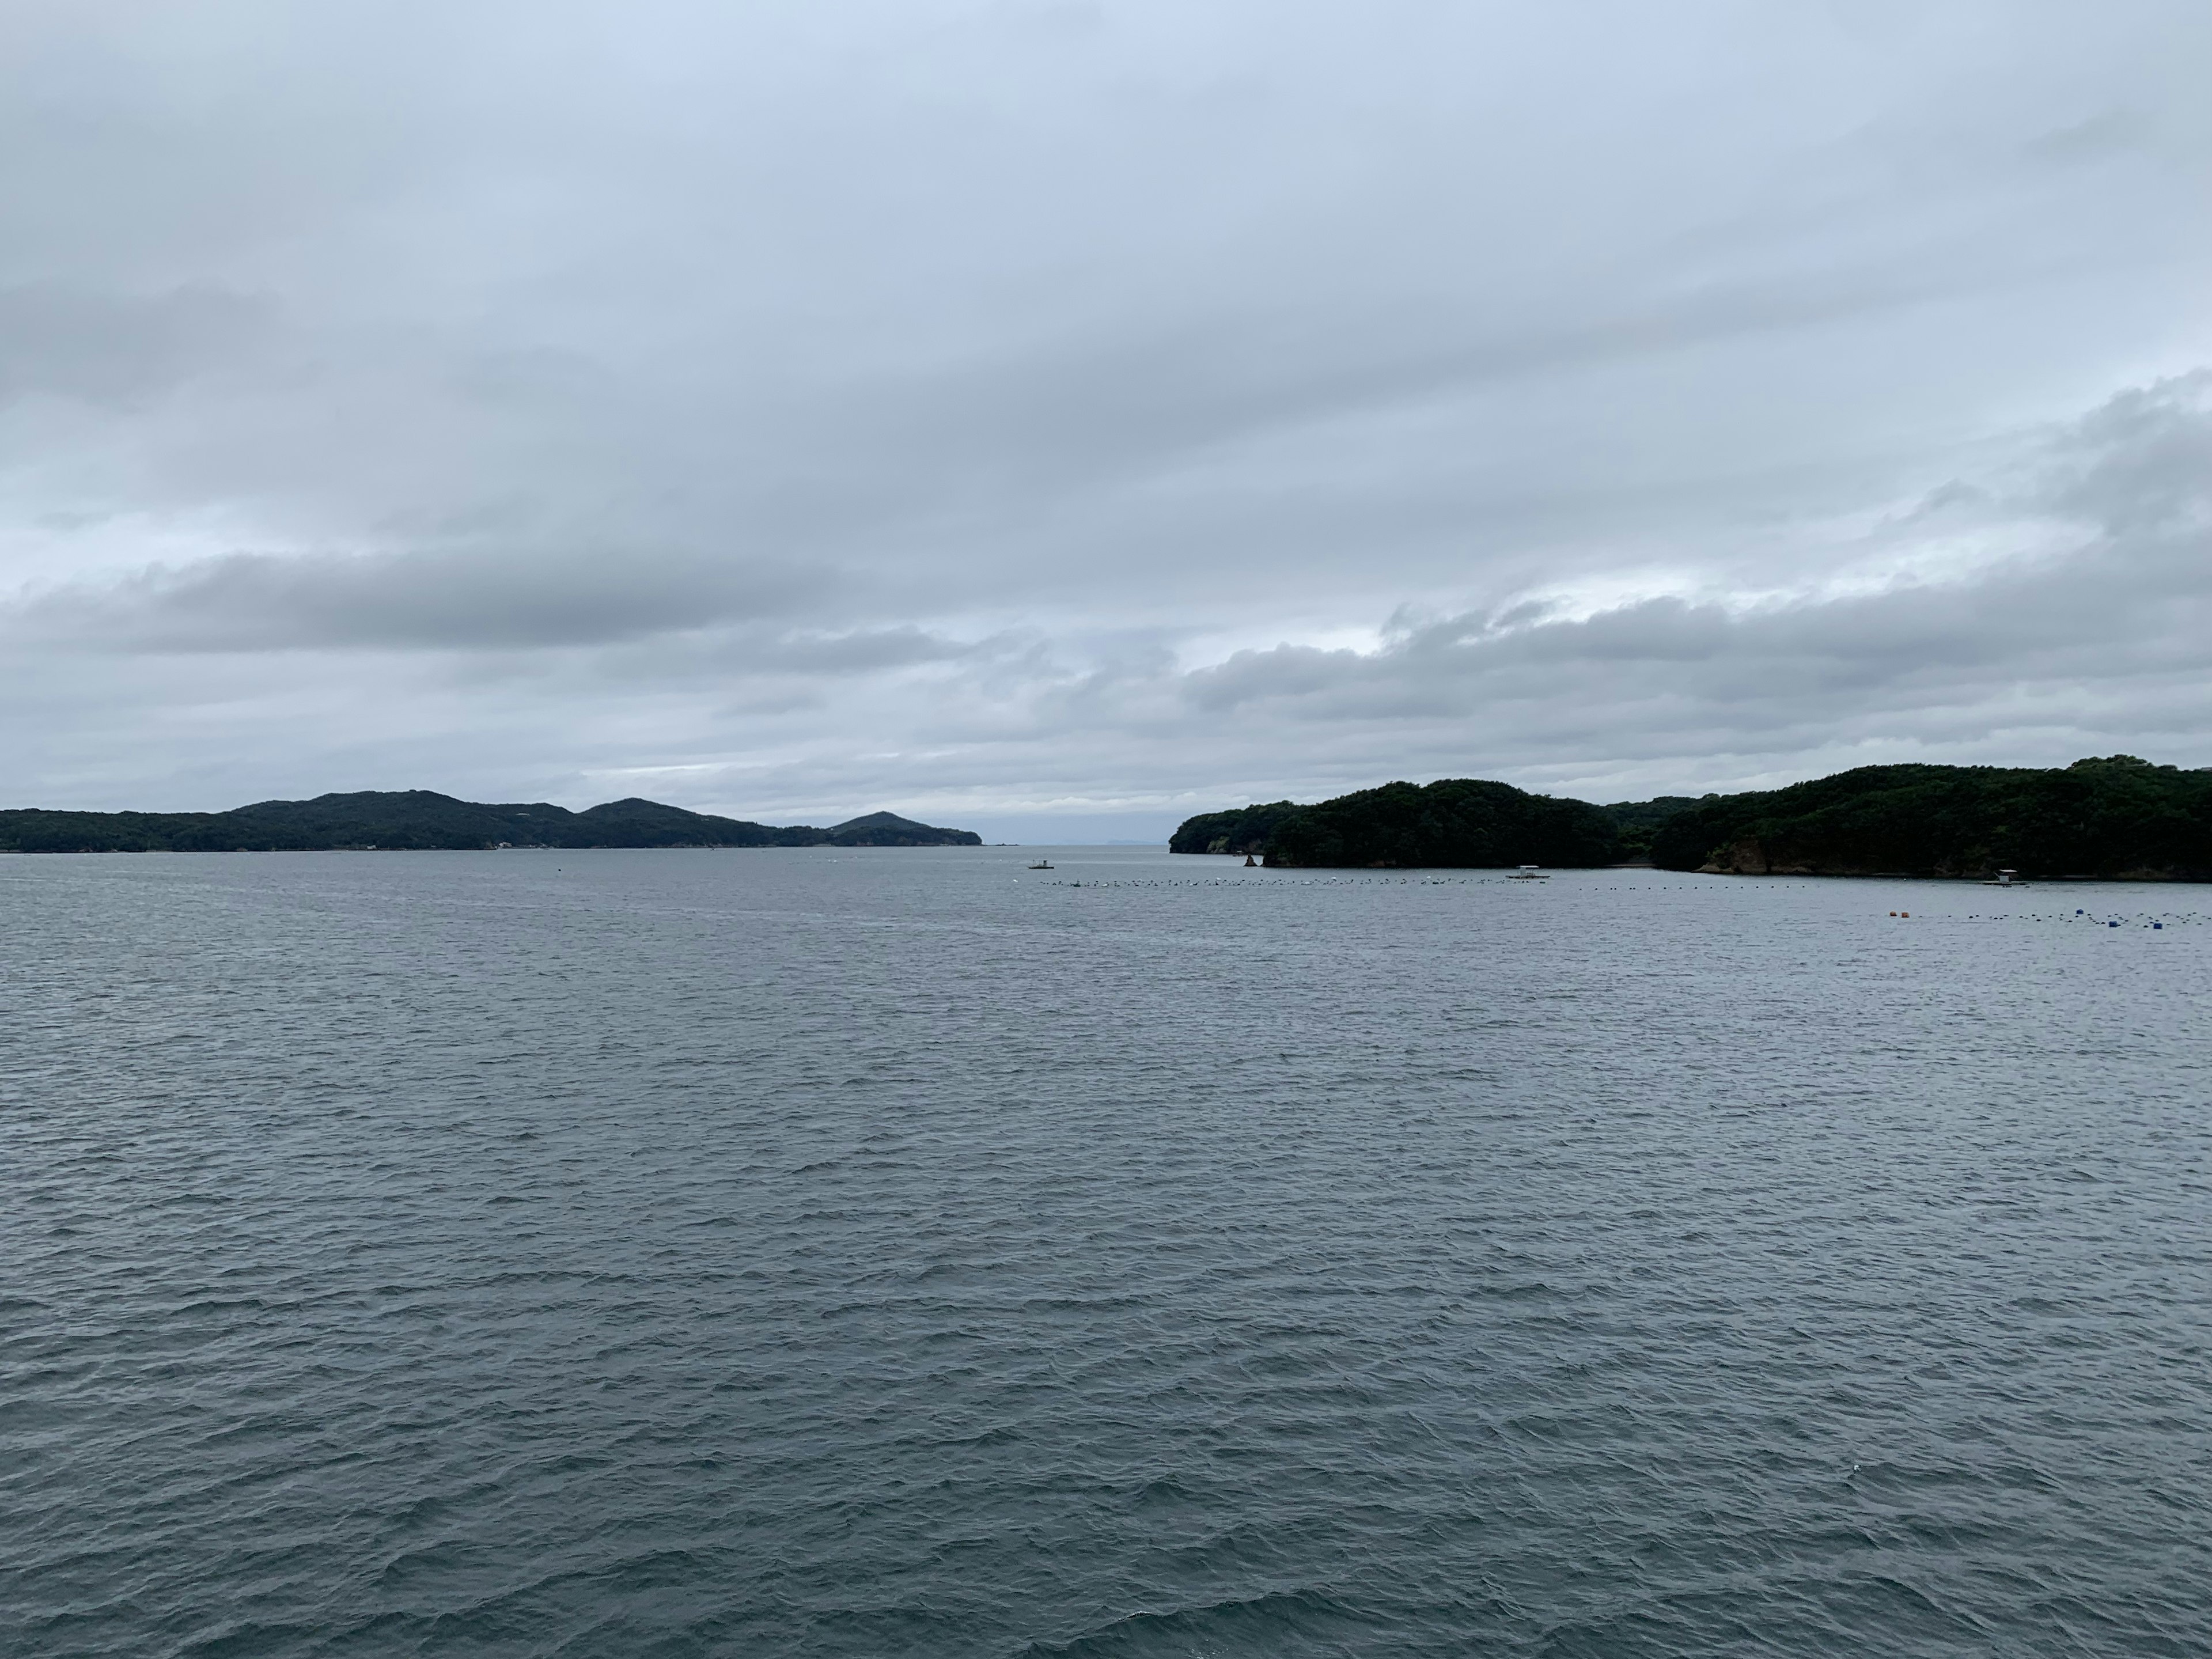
[1171, 757, 2212, 878]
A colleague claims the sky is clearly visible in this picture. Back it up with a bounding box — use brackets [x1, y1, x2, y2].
[3, 1, 2207, 842]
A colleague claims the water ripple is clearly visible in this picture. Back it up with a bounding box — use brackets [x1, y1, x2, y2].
[3, 850, 2209, 1656]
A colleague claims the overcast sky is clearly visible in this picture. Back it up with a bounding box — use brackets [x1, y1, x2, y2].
[3, 1, 2207, 839]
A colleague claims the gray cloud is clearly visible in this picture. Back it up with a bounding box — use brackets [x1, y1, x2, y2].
[0, 1, 2205, 827]
[1188, 375, 2211, 714]
[0, 283, 272, 406]
[2024, 111, 2150, 169]
[9, 548, 833, 651]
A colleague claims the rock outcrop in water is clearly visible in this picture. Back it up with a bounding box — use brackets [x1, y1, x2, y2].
[1171, 756, 2212, 878]
[0, 791, 983, 853]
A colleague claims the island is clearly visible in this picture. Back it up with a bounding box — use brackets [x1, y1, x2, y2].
[1171, 778, 1621, 868]
[1171, 756, 2212, 879]
[0, 791, 983, 853]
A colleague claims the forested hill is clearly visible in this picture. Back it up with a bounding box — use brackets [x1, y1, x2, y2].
[0, 792, 982, 853]
[1172, 778, 1623, 868]
[1645, 756, 2211, 879]
[1171, 757, 2212, 877]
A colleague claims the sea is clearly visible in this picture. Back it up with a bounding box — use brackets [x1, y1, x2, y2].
[3, 847, 2209, 1657]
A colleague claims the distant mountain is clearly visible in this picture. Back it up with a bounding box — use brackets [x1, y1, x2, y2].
[0, 791, 982, 853]
[1169, 757, 2212, 878]
[824, 811, 980, 847]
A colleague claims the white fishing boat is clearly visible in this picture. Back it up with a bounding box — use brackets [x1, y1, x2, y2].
[1509, 865, 1548, 881]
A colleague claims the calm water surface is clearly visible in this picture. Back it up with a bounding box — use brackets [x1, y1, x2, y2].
[3, 848, 2209, 1657]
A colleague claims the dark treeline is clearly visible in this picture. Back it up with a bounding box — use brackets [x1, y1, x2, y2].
[1172, 778, 1621, 868]
[1172, 757, 2212, 878]
[1647, 756, 2212, 879]
[0, 792, 981, 853]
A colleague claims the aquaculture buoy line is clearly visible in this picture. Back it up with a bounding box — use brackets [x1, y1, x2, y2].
[1888, 908, 2197, 928]
[1014, 876, 2207, 924]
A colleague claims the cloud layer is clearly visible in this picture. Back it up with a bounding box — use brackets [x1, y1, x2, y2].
[2, 1, 2207, 836]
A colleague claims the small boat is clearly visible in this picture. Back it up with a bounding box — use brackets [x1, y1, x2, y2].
[1982, 868, 2027, 887]
[1509, 865, 1548, 881]
[1028, 859, 1053, 870]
